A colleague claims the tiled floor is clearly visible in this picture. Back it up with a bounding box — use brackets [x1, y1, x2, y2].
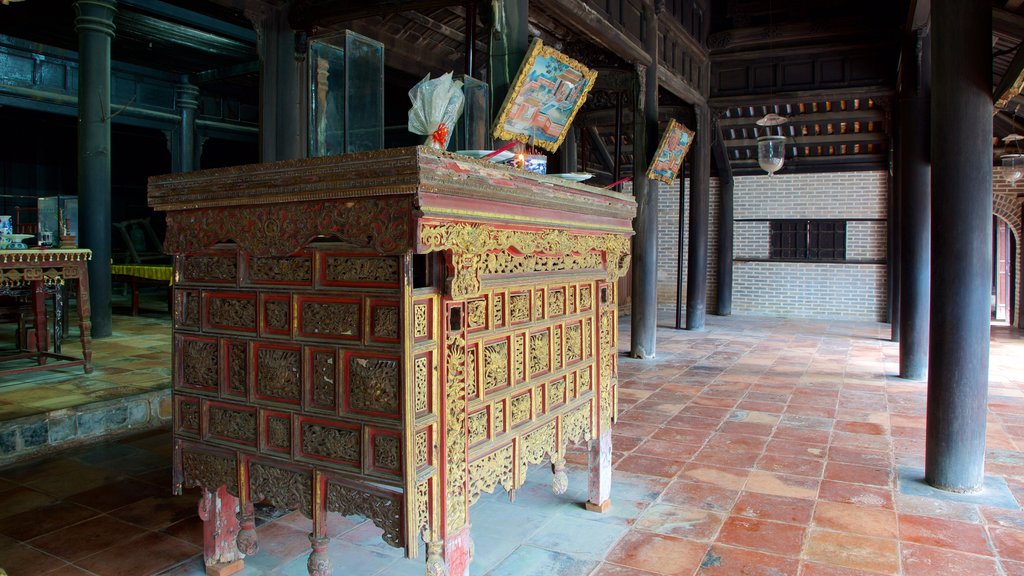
[1, 315, 1023, 575]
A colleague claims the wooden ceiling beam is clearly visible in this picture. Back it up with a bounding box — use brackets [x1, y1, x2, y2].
[401, 10, 487, 54]
[725, 132, 887, 148]
[532, 0, 651, 66]
[709, 86, 895, 110]
[658, 66, 706, 107]
[344, 19, 454, 75]
[719, 109, 885, 127]
[289, 0, 463, 30]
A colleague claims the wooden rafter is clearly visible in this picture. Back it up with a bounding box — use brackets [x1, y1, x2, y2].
[289, 0, 464, 30]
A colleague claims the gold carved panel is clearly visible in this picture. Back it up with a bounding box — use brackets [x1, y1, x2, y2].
[553, 326, 563, 370]
[548, 289, 565, 317]
[415, 429, 430, 468]
[510, 392, 532, 427]
[519, 421, 557, 479]
[414, 355, 430, 414]
[348, 356, 400, 416]
[492, 294, 504, 328]
[547, 378, 566, 409]
[513, 333, 526, 383]
[466, 343, 480, 401]
[414, 302, 430, 339]
[468, 444, 514, 506]
[468, 408, 489, 446]
[256, 346, 301, 403]
[565, 323, 582, 364]
[579, 284, 593, 311]
[483, 340, 509, 392]
[494, 400, 506, 436]
[444, 335, 468, 531]
[509, 293, 530, 324]
[466, 298, 488, 330]
[529, 330, 550, 377]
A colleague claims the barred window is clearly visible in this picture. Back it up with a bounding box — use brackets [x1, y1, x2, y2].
[770, 220, 846, 261]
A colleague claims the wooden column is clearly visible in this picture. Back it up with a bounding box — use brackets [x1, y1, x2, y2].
[712, 115, 733, 316]
[488, 0, 529, 119]
[926, 0, 991, 492]
[630, 5, 659, 358]
[251, 6, 306, 161]
[889, 112, 901, 342]
[685, 104, 711, 330]
[75, 0, 116, 339]
[175, 82, 199, 172]
[899, 27, 931, 380]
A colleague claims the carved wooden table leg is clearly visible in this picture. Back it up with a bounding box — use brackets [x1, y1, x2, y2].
[586, 431, 612, 512]
[75, 265, 93, 372]
[197, 486, 244, 576]
[551, 455, 569, 495]
[33, 281, 46, 363]
[236, 501, 258, 557]
[307, 471, 331, 576]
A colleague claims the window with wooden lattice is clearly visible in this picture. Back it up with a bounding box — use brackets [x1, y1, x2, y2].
[769, 219, 846, 261]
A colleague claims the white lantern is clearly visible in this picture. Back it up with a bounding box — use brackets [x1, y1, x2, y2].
[757, 135, 787, 175]
[1002, 154, 1024, 185]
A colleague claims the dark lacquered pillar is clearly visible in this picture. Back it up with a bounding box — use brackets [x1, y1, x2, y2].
[714, 117, 734, 316]
[899, 28, 931, 380]
[175, 82, 199, 172]
[630, 5, 659, 358]
[685, 104, 711, 330]
[889, 115, 901, 342]
[926, 0, 992, 492]
[75, 0, 116, 338]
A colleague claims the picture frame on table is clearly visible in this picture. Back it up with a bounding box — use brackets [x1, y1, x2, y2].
[647, 118, 695, 185]
[492, 38, 597, 153]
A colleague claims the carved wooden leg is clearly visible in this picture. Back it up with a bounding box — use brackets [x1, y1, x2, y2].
[75, 269, 93, 373]
[551, 456, 569, 495]
[307, 471, 331, 576]
[32, 281, 46, 363]
[586, 431, 612, 512]
[235, 501, 258, 556]
[197, 486, 244, 576]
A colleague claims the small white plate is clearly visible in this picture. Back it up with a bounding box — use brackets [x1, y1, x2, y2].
[5, 233, 34, 242]
[551, 173, 594, 182]
[457, 150, 515, 163]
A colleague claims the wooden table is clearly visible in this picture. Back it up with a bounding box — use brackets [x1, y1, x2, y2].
[149, 146, 635, 576]
[0, 249, 92, 376]
[111, 264, 173, 316]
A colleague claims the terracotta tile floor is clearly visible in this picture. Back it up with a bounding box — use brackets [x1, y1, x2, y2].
[0, 315, 1022, 575]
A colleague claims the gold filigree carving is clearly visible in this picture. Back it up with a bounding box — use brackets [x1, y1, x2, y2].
[511, 393, 531, 426]
[519, 421, 557, 479]
[513, 334, 525, 383]
[563, 403, 592, 445]
[302, 301, 359, 337]
[579, 367, 592, 392]
[493, 294, 504, 327]
[494, 401, 505, 435]
[568, 285, 577, 314]
[181, 450, 238, 494]
[468, 444, 514, 506]
[325, 256, 399, 284]
[373, 306, 400, 339]
[467, 299, 487, 329]
[264, 299, 290, 331]
[565, 324, 582, 363]
[249, 462, 312, 517]
[415, 356, 429, 413]
[311, 352, 336, 408]
[249, 256, 312, 283]
[207, 297, 256, 329]
[468, 410, 488, 445]
[548, 378, 566, 408]
[267, 416, 291, 450]
[349, 357, 400, 414]
[416, 480, 431, 539]
[415, 430, 429, 467]
[183, 339, 218, 389]
[533, 290, 544, 321]
[483, 341, 508, 392]
[209, 405, 256, 443]
[466, 345, 479, 400]
[183, 255, 237, 283]
[529, 331, 550, 376]
[301, 422, 359, 462]
[418, 224, 631, 299]
[326, 482, 402, 547]
[414, 303, 429, 338]
[509, 293, 530, 323]
[374, 435, 401, 471]
[599, 308, 615, 431]
[444, 335, 468, 531]
[480, 252, 604, 276]
[553, 326, 563, 369]
[256, 347, 300, 401]
[548, 290, 565, 317]
[580, 284, 593, 310]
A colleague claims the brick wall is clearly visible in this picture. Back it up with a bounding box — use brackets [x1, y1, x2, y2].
[656, 170, 890, 321]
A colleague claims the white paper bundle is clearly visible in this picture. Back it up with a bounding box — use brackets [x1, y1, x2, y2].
[407, 72, 465, 149]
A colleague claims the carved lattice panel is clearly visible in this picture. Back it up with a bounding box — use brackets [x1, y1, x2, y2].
[509, 291, 531, 325]
[413, 298, 434, 342]
[467, 406, 489, 447]
[260, 294, 292, 337]
[319, 253, 400, 288]
[204, 400, 258, 448]
[368, 428, 402, 477]
[481, 337, 510, 395]
[305, 347, 338, 413]
[261, 409, 292, 455]
[414, 352, 433, 417]
[253, 343, 302, 405]
[466, 297, 488, 332]
[175, 395, 200, 437]
[204, 292, 258, 334]
[245, 253, 314, 287]
[466, 342, 480, 402]
[369, 300, 401, 343]
[296, 416, 361, 469]
[175, 289, 201, 329]
[181, 253, 238, 284]
[221, 340, 248, 399]
[297, 296, 361, 341]
[178, 335, 219, 392]
[344, 353, 401, 418]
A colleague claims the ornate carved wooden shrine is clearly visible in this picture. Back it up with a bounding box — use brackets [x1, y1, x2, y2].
[149, 146, 636, 576]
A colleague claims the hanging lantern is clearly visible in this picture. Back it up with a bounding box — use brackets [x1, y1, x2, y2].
[1002, 153, 1024, 185]
[757, 135, 787, 175]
